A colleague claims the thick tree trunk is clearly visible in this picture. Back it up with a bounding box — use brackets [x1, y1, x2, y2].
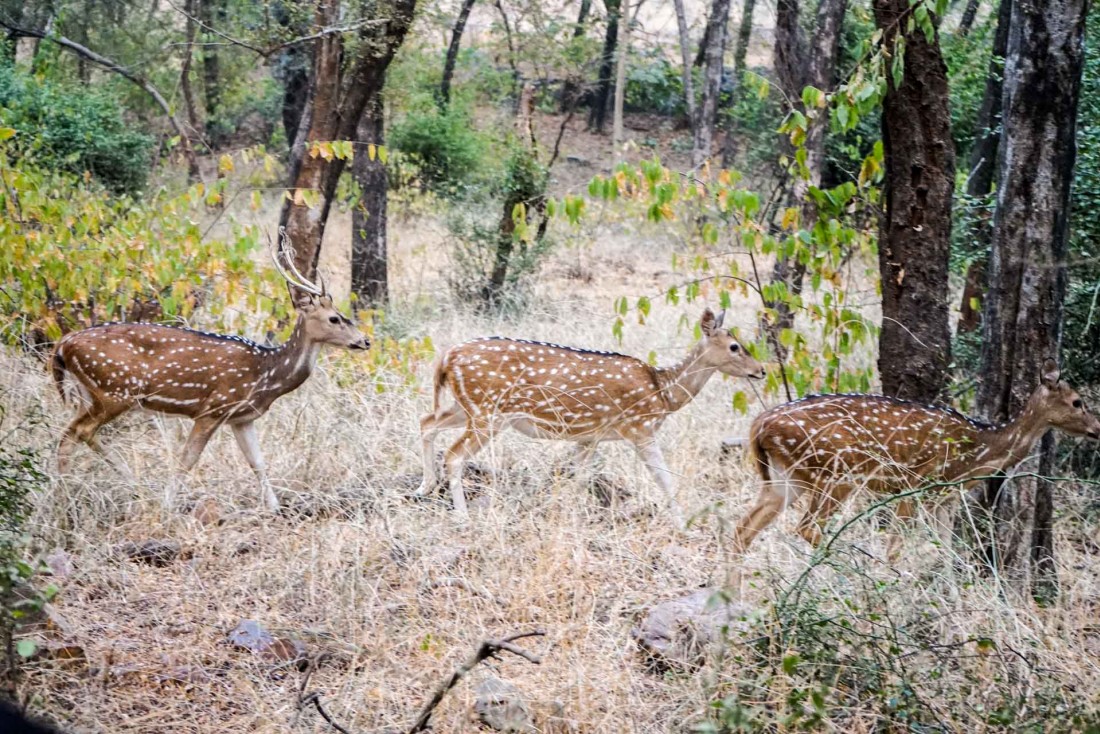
[873, 0, 955, 403]
[278, 0, 417, 292]
[351, 97, 388, 305]
[560, 0, 593, 111]
[440, 0, 477, 108]
[588, 0, 621, 132]
[957, 0, 1012, 333]
[720, 0, 758, 167]
[692, 0, 733, 167]
[672, 0, 697, 127]
[976, 0, 1086, 598]
[198, 0, 226, 148]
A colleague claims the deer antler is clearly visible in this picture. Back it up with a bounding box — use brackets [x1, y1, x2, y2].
[270, 228, 323, 296]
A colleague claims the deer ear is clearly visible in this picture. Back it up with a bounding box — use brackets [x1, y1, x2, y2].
[1041, 357, 1060, 387]
[700, 308, 717, 336]
[715, 309, 726, 330]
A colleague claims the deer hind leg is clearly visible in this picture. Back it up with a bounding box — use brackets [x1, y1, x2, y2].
[795, 481, 856, 548]
[442, 422, 490, 519]
[57, 401, 130, 477]
[633, 439, 685, 530]
[415, 404, 467, 497]
[885, 498, 918, 562]
[731, 466, 802, 554]
[231, 421, 278, 512]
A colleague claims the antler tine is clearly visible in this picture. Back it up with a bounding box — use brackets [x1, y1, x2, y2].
[274, 228, 323, 296]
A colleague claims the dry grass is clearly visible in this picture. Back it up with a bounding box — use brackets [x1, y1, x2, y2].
[5, 197, 1100, 733]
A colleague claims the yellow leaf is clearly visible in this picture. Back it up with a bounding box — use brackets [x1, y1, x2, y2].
[218, 154, 234, 173]
[368, 144, 376, 161]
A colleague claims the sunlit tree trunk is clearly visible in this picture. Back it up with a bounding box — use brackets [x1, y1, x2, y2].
[692, 0, 732, 167]
[588, 0, 621, 132]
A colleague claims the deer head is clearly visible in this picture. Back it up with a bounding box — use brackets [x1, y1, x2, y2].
[1031, 358, 1100, 439]
[695, 308, 766, 379]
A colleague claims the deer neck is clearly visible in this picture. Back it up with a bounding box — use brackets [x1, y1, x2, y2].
[655, 341, 716, 413]
[260, 316, 321, 392]
[962, 398, 1051, 477]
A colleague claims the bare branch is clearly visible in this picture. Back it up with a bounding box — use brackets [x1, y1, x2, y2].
[405, 630, 546, 733]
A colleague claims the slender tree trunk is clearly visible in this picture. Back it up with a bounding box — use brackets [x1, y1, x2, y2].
[281, 49, 310, 150]
[957, 0, 1012, 333]
[180, 0, 201, 140]
[612, 0, 629, 152]
[873, 0, 955, 403]
[440, 0, 477, 108]
[958, 0, 981, 36]
[351, 96, 388, 305]
[588, 0, 621, 132]
[976, 0, 1086, 599]
[278, 0, 418, 289]
[560, 0, 593, 111]
[199, 0, 226, 148]
[693, 0, 733, 167]
[720, 0, 757, 167]
[672, 0, 697, 127]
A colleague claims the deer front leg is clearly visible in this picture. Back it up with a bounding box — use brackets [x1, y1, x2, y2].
[168, 417, 220, 510]
[231, 421, 278, 512]
[633, 438, 685, 530]
[442, 423, 490, 520]
[415, 404, 467, 497]
[732, 479, 795, 553]
[795, 482, 856, 548]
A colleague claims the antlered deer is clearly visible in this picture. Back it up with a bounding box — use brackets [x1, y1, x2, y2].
[51, 240, 370, 511]
[732, 359, 1100, 555]
[416, 308, 766, 525]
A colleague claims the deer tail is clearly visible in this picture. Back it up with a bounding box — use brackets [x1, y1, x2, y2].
[431, 356, 451, 419]
[51, 346, 69, 404]
[747, 421, 771, 482]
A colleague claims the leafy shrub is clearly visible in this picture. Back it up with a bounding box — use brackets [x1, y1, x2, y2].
[388, 105, 487, 194]
[0, 65, 153, 194]
[625, 52, 688, 116]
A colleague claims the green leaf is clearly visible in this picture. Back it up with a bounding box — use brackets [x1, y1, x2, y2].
[732, 391, 749, 415]
[16, 639, 36, 658]
[0, 127, 15, 141]
[782, 653, 800, 675]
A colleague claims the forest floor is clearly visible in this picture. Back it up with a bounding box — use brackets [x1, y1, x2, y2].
[5, 113, 1100, 732]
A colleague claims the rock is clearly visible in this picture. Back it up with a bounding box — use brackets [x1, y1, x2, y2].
[115, 540, 183, 567]
[474, 677, 535, 733]
[228, 619, 274, 653]
[191, 497, 221, 526]
[45, 548, 74, 579]
[565, 155, 591, 167]
[632, 588, 754, 670]
[262, 637, 308, 667]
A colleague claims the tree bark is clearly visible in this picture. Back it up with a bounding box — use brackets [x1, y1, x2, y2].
[720, 0, 757, 167]
[612, 0, 629, 151]
[198, 0, 226, 148]
[278, 0, 418, 292]
[440, 0, 477, 108]
[873, 0, 955, 403]
[588, 0, 621, 133]
[958, 0, 980, 37]
[180, 0, 201, 140]
[957, 0, 1011, 333]
[976, 0, 1086, 598]
[560, 0, 593, 111]
[351, 96, 388, 305]
[692, 0, 733, 167]
[672, 0, 697, 127]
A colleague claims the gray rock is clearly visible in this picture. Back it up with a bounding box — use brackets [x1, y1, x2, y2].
[632, 588, 754, 669]
[474, 676, 535, 733]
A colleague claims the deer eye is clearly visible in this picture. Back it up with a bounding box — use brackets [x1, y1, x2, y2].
[328, 316, 340, 324]
[729, 343, 740, 353]
[1073, 399, 1083, 409]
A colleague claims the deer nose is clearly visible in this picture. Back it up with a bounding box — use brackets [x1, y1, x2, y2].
[350, 337, 371, 351]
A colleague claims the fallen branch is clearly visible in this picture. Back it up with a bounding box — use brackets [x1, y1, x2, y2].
[296, 658, 353, 734]
[405, 630, 546, 734]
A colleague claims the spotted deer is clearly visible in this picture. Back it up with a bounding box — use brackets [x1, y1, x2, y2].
[416, 308, 766, 525]
[51, 241, 370, 511]
[732, 359, 1100, 556]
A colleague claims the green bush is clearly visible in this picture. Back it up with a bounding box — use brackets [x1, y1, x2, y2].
[0, 65, 153, 194]
[625, 52, 688, 116]
[388, 105, 487, 194]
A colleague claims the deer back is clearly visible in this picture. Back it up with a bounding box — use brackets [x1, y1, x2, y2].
[751, 394, 992, 488]
[442, 338, 669, 437]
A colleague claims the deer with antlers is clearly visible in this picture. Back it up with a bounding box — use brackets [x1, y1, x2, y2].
[51, 239, 370, 511]
[415, 308, 766, 526]
[732, 359, 1100, 556]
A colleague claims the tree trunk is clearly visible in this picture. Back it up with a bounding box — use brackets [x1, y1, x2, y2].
[198, 0, 226, 148]
[612, 0, 629, 152]
[281, 49, 310, 150]
[278, 0, 418, 292]
[720, 0, 758, 167]
[957, 0, 1012, 333]
[958, 0, 981, 36]
[692, 0, 733, 167]
[440, 0, 478, 108]
[588, 0, 621, 133]
[672, 0, 697, 127]
[763, 0, 846, 361]
[351, 96, 388, 305]
[976, 0, 1086, 599]
[873, 0, 955, 403]
[560, 0, 593, 111]
[180, 0, 201, 139]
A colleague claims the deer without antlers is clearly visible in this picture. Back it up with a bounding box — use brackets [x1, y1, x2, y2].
[732, 359, 1100, 556]
[416, 308, 766, 526]
[51, 240, 370, 511]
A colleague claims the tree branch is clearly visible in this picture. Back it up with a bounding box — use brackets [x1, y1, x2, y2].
[0, 16, 200, 182]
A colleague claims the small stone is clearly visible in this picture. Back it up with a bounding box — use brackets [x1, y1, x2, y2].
[45, 548, 74, 579]
[632, 588, 753, 670]
[474, 677, 535, 733]
[228, 619, 274, 653]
